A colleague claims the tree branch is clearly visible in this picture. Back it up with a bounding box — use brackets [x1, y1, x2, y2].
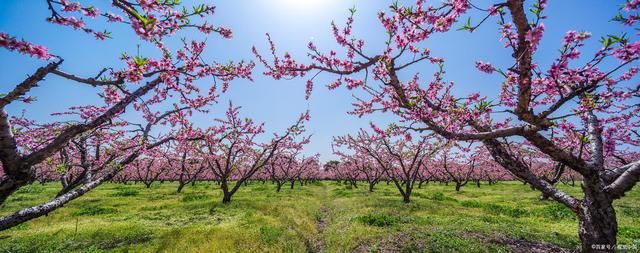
[604, 160, 640, 199]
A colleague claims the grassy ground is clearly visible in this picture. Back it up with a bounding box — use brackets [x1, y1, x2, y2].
[0, 181, 638, 253]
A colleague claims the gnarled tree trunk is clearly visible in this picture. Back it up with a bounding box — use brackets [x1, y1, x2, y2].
[578, 178, 617, 253]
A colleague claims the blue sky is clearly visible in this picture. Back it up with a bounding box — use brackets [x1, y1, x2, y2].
[0, 1, 632, 162]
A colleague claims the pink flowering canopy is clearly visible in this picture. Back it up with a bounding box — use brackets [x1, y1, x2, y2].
[1, 0, 254, 175]
[255, 0, 639, 153]
[255, 0, 639, 192]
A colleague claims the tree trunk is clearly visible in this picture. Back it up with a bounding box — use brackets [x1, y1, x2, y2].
[455, 183, 462, 192]
[276, 182, 283, 192]
[402, 194, 410, 203]
[177, 182, 186, 193]
[222, 193, 232, 203]
[578, 179, 617, 253]
[290, 180, 295, 189]
[221, 180, 232, 204]
[403, 183, 413, 203]
[368, 183, 375, 192]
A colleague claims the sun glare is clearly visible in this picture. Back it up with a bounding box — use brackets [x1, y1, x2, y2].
[279, 0, 328, 11]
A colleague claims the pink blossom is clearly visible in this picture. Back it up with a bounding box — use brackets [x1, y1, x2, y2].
[217, 26, 233, 39]
[305, 80, 313, 100]
[475, 61, 495, 74]
[0, 32, 52, 60]
[613, 41, 640, 61]
[81, 7, 100, 18]
[488, 6, 499, 16]
[525, 23, 545, 52]
[60, 0, 81, 12]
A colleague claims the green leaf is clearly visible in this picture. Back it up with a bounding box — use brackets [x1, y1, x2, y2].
[102, 30, 112, 39]
[580, 135, 590, 144]
[349, 6, 357, 14]
[474, 100, 493, 112]
[193, 4, 206, 14]
[457, 17, 472, 31]
[163, 0, 180, 5]
[612, 13, 625, 23]
[143, 17, 156, 30]
[55, 163, 69, 173]
[600, 36, 613, 48]
[129, 8, 147, 25]
[133, 56, 149, 67]
[391, 1, 399, 10]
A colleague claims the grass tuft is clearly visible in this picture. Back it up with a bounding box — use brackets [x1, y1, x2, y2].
[74, 206, 118, 216]
[533, 203, 576, 220]
[181, 193, 208, 202]
[353, 213, 412, 227]
[259, 225, 284, 244]
[109, 188, 139, 197]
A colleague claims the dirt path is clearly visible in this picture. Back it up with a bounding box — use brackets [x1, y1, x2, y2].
[489, 237, 576, 253]
[468, 232, 576, 253]
[309, 183, 330, 253]
[310, 205, 329, 253]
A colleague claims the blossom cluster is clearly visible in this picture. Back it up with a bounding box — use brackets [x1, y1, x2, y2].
[0, 32, 51, 59]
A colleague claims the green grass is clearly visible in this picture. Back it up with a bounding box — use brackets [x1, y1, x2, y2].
[0, 181, 638, 252]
